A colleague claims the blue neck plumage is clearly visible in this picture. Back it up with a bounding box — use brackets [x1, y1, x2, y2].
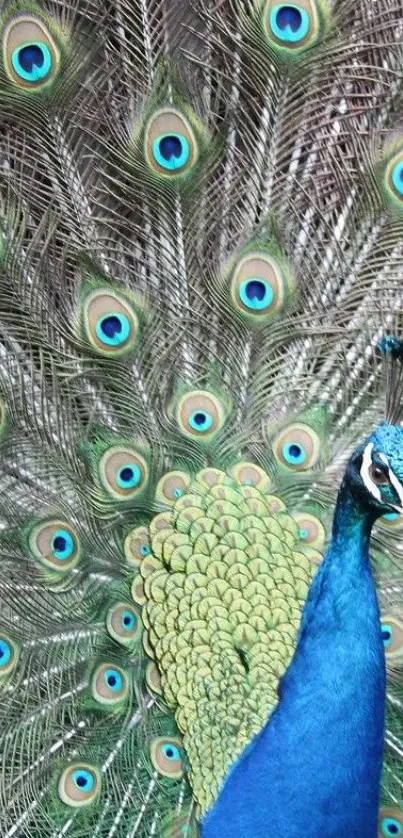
[202, 482, 386, 838]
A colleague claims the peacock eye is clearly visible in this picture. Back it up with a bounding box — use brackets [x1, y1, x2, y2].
[106, 602, 142, 648]
[58, 763, 101, 808]
[189, 410, 213, 433]
[263, 0, 324, 52]
[381, 623, 393, 648]
[12, 42, 52, 82]
[273, 423, 321, 472]
[0, 635, 19, 678]
[269, 4, 310, 43]
[29, 519, 80, 571]
[369, 463, 389, 486]
[91, 663, 129, 705]
[391, 160, 403, 198]
[152, 133, 190, 171]
[380, 816, 403, 836]
[81, 289, 139, 357]
[96, 313, 131, 348]
[155, 471, 192, 505]
[144, 108, 199, 177]
[3, 15, 61, 90]
[176, 391, 227, 442]
[229, 251, 290, 325]
[150, 737, 184, 777]
[99, 446, 149, 500]
[380, 616, 403, 659]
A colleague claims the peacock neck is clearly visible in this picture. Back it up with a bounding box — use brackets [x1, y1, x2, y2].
[202, 482, 386, 837]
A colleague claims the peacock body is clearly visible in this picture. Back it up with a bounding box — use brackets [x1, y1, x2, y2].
[0, 0, 403, 836]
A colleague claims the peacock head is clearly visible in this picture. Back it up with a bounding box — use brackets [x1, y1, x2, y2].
[346, 422, 403, 518]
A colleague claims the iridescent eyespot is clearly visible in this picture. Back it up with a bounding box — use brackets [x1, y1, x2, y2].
[99, 446, 149, 500]
[381, 623, 393, 648]
[383, 148, 403, 216]
[379, 811, 403, 837]
[150, 737, 184, 778]
[380, 510, 403, 529]
[28, 519, 80, 571]
[391, 160, 403, 197]
[263, 1, 324, 51]
[144, 108, 199, 177]
[152, 133, 190, 171]
[91, 663, 129, 706]
[176, 391, 227, 442]
[155, 471, 192, 506]
[82, 289, 139, 356]
[3, 15, 60, 90]
[293, 512, 326, 550]
[106, 602, 142, 648]
[380, 616, 403, 660]
[0, 634, 19, 678]
[229, 252, 290, 324]
[124, 526, 152, 567]
[58, 763, 101, 808]
[230, 462, 272, 492]
[272, 423, 321, 472]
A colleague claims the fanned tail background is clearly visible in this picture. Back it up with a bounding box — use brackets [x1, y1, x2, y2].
[0, 0, 402, 835]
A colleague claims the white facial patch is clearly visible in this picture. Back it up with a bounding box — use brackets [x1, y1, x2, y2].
[360, 442, 381, 501]
[379, 452, 403, 510]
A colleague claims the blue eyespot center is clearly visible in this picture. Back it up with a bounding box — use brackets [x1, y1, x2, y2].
[174, 487, 184, 498]
[0, 639, 11, 667]
[299, 527, 309, 540]
[392, 161, 403, 197]
[105, 668, 123, 692]
[189, 410, 213, 433]
[140, 544, 151, 557]
[152, 133, 190, 171]
[72, 769, 95, 792]
[122, 610, 136, 630]
[381, 818, 403, 837]
[12, 42, 52, 83]
[96, 313, 131, 347]
[381, 624, 393, 648]
[52, 529, 75, 561]
[162, 743, 181, 761]
[269, 4, 310, 43]
[117, 464, 141, 489]
[383, 511, 400, 521]
[282, 442, 306, 465]
[239, 278, 275, 311]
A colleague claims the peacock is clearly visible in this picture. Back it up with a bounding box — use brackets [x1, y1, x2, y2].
[1, 0, 403, 835]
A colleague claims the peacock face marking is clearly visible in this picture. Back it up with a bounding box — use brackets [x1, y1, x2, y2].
[348, 424, 403, 517]
[3, 15, 60, 89]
